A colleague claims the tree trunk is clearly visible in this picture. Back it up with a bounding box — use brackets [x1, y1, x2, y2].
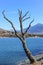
[2, 10, 36, 64]
[22, 40, 36, 64]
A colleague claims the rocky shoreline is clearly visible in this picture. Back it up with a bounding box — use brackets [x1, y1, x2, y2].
[17, 54, 43, 65]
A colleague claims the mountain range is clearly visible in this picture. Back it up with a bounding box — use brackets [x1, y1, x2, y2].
[28, 23, 43, 34]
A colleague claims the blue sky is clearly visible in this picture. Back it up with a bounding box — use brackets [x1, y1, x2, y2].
[0, 0, 43, 30]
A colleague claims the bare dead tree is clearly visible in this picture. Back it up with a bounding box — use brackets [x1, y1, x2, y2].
[2, 10, 36, 64]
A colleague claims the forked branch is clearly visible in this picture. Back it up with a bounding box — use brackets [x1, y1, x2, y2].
[24, 19, 34, 35]
[2, 10, 23, 41]
[18, 10, 23, 35]
[22, 16, 30, 22]
[22, 11, 29, 19]
[2, 10, 34, 39]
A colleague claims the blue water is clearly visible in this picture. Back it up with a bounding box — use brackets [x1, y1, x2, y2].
[0, 38, 43, 65]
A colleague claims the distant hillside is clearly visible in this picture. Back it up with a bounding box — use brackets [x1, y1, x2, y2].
[29, 23, 43, 34]
[0, 28, 15, 37]
[0, 28, 4, 31]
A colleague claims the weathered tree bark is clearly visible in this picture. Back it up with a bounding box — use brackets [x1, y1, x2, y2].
[19, 34, 36, 64]
[2, 10, 36, 64]
[22, 37, 36, 63]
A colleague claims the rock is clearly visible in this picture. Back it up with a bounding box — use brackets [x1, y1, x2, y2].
[17, 54, 43, 65]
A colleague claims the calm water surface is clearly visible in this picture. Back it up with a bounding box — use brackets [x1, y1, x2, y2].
[0, 38, 43, 65]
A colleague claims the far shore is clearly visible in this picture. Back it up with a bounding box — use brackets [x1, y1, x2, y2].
[0, 36, 43, 38]
[0, 33, 43, 38]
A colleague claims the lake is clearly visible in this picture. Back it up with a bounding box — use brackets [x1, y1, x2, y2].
[0, 38, 43, 65]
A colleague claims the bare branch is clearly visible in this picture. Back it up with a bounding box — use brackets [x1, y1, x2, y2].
[18, 9, 22, 17]
[24, 19, 34, 35]
[22, 16, 30, 22]
[22, 11, 29, 19]
[15, 32, 23, 42]
[18, 10, 23, 36]
[2, 10, 17, 32]
[18, 9, 21, 17]
[2, 10, 23, 41]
